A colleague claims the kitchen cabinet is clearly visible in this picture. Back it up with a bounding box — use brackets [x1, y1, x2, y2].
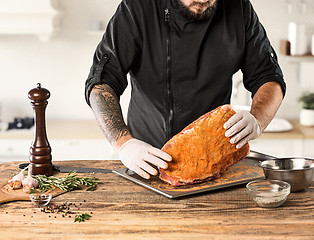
[0, 139, 30, 162]
[0, 120, 313, 163]
[0, 0, 61, 42]
[303, 139, 314, 158]
[249, 138, 303, 158]
[0, 120, 117, 163]
[50, 138, 115, 161]
[250, 121, 314, 160]
[299, 122, 314, 158]
[250, 120, 314, 158]
[0, 138, 116, 163]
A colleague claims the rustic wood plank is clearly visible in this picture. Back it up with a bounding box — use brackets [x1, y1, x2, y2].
[0, 160, 313, 239]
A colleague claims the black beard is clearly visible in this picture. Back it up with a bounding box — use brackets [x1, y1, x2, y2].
[177, 0, 217, 21]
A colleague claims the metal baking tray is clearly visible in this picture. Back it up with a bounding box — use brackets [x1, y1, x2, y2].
[113, 158, 265, 198]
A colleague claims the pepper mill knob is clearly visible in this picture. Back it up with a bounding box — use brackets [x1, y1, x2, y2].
[28, 83, 53, 176]
[28, 83, 50, 101]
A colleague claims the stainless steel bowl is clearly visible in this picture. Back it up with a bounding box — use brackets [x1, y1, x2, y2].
[260, 158, 314, 192]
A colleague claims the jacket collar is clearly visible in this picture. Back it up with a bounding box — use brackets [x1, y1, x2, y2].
[166, 0, 218, 31]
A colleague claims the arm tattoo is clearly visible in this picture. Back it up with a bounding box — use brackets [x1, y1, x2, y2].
[90, 84, 130, 145]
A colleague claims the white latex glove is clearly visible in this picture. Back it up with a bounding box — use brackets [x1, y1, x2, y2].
[224, 111, 261, 149]
[118, 138, 172, 179]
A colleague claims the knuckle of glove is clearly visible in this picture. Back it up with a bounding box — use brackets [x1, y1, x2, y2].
[141, 149, 151, 161]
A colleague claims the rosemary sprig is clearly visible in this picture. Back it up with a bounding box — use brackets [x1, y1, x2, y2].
[74, 213, 91, 223]
[31, 171, 100, 193]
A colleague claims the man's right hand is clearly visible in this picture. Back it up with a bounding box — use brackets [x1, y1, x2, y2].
[118, 138, 172, 179]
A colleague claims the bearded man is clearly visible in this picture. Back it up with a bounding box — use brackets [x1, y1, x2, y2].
[85, 0, 286, 179]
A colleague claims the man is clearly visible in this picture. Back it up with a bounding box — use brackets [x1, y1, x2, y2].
[85, 0, 286, 179]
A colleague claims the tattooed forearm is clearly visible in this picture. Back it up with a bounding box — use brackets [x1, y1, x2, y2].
[90, 84, 131, 147]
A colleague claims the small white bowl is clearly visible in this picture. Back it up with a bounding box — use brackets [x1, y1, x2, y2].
[29, 193, 52, 207]
[246, 179, 290, 208]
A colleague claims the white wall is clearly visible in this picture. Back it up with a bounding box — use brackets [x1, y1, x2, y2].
[0, 0, 314, 123]
[0, 0, 124, 122]
[250, 0, 314, 119]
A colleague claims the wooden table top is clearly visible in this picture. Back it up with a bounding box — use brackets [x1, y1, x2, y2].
[0, 160, 313, 240]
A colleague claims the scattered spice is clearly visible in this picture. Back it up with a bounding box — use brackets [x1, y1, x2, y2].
[4, 201, 92, 223]
[38, 201, 93, 222]
[41, 202, 76, 215]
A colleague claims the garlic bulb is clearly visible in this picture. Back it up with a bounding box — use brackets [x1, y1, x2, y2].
[22, 173, 39, 193]
[7, 166, 28, 190]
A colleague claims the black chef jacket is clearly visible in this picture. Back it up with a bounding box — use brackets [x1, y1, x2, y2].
[85, 0, 286, 148]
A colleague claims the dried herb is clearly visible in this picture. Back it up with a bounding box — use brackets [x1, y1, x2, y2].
[30, 171, 100, 193]
[74, 213, 91, 223]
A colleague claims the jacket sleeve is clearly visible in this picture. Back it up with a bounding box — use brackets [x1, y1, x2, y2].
[84, 0, 142, 105]
[240, 0, 286, 98]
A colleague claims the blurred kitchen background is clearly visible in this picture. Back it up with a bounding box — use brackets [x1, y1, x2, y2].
[0, 0, 314, 162]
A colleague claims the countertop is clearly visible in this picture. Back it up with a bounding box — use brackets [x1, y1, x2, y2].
[259, 120, 314, 139]
[0, 119, 105, 139]
[1, 119, 314, 140]
[0, 160, 313, 239]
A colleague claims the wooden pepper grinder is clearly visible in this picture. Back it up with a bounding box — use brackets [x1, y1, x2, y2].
[28, 83, 53, 176]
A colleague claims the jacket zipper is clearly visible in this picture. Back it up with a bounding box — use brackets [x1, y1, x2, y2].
[164, 8, 174, 140]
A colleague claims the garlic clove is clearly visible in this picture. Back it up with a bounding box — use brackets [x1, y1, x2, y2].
[7, 166, 28, 190]
[7, 175, 24, 190]
[8, 179, 23, 190]
[22, 185, 32, 193]
[22, 175, 39, 192]
[7, 179, 14, 189]
[8, 179, 16, 189]
[13, 181, 22, 189]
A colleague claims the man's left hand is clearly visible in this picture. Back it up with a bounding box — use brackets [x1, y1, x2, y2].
[223, 111, 261, 149]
